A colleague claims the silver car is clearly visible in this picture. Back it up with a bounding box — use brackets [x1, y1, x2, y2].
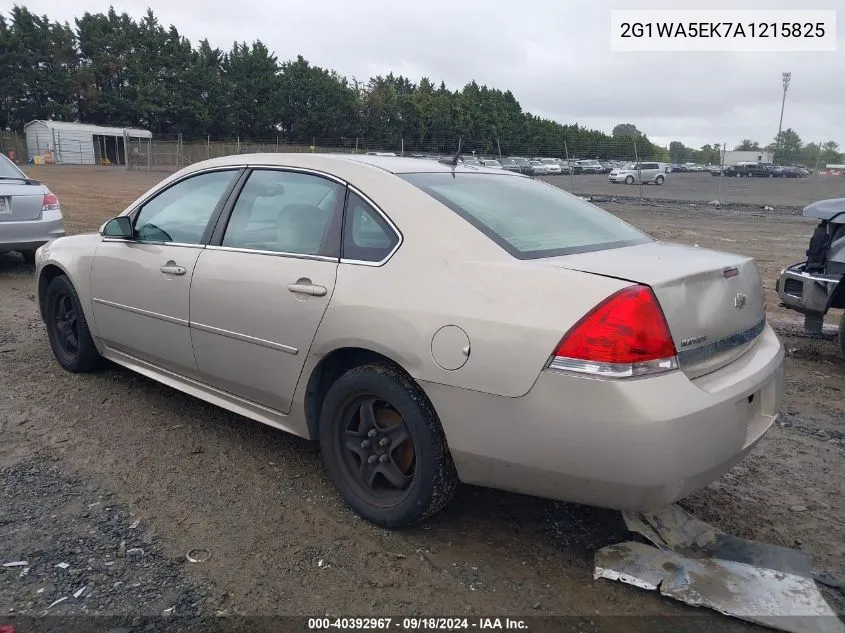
[35, 154, 783, 528]
[609, 162, 666, 185]
[0, 154, 65, 263]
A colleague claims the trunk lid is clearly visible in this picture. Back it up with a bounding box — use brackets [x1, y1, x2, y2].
[0, 182, 46, 222]
[544, 241, 766, 378]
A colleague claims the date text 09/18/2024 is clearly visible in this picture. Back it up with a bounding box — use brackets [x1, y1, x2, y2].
[307, 617, 529, 630]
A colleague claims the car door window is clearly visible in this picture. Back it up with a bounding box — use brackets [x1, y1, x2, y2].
[222, 169, 343, 256]
[134, 170, 237, 244]
[342, 191, 400, 263]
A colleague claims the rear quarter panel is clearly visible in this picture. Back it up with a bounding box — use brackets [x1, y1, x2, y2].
[308, 177, 631, 398]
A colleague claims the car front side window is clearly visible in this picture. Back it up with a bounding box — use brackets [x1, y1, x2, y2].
[221, 169, 344, 256]
[134, 170, 237, 244]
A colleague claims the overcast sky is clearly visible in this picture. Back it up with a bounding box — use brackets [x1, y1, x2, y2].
[18, 0, 845, 150]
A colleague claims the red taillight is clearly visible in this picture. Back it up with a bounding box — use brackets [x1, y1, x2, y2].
[550, 285, 678, 378]
[42, 193, 60, 212]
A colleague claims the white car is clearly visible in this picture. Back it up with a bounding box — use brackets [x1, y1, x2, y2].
[609, 162, 666, 185]
[480, 159, 504, 169]
[528, 160, 550, 175]
[539, 159, 562, 175]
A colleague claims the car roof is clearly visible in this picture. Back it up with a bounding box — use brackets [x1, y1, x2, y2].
[182, 152, 520, 177]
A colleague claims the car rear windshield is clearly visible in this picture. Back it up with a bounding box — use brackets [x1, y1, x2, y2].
[400, 173, 651, 259]
[0, 155, 26, 179]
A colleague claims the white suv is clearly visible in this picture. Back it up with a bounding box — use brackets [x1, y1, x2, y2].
[608, 162, 666, 185]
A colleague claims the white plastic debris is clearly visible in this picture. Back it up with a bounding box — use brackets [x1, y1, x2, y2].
[162, 606, 176, 617]
[2, 561, 28, 567]
[19, 567, 29, 578]
[55, 562, 70, 570]
[129, 519, 141, 529]
[764, 205, 774, 211]
[317, 559, 324, 568]
[73, 586, 88, 599]
[46, 597, 68, 609]
[708, 200, 721, 206]
[595, 505, 845, 633]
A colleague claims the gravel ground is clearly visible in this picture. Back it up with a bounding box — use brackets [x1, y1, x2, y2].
[1, 166, 844, 631]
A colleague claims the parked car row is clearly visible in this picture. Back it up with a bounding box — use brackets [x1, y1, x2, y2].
[710, 163, 810, 178]
[451, 156, 637, 177]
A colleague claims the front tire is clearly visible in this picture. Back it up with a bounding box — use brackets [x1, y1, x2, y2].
[624, 175, 635, 185]
[44, 275, 102, 373]
[319, 363, 458, 528]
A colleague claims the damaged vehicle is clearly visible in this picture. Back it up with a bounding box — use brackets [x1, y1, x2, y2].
[777, 198, 845, 355]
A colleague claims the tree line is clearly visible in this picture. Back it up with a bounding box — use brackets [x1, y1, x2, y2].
[0, 5, 662, 158]
[2, 5, 840, 164]
[667, 132, 843, 167]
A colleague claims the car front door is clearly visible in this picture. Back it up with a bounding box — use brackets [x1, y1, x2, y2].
[188, 168, 345, 413]
[89, 169, 241, 377]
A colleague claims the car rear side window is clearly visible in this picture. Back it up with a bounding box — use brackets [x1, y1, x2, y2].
[222, 170, 344, 256]
[399, 173, 650, 259]
[342, 191, 399, 263]
[134, 170, 237, 244]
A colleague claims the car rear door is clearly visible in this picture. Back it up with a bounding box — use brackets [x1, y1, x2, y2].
[187, 168, 345, 413]
[89, 168, 241, 377]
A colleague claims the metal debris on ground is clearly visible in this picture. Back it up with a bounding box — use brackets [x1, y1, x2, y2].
[594, 504, 845, 633]
[2, 561, 28, 567]
[186, 548, 211, 563]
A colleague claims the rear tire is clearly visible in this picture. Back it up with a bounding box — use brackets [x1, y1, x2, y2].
[319, 363, 458, 528]
[44, 275, 102, 373]
[20, 250, 36, 265]
[655, 175, 665, 185]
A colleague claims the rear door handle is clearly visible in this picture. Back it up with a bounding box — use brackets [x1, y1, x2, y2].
[160, 264, 186, 276]
[288, 282, 327, 297]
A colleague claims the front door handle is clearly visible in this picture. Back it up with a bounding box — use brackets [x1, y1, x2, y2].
[160, 264, 186, 276]
[288, 282, 327, 297]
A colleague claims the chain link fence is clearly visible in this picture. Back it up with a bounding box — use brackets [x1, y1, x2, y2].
[5, 128, 843, 209]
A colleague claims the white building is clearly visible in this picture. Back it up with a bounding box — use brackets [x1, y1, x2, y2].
[24, 120, 151, 165]
[721, 149, 774, 165]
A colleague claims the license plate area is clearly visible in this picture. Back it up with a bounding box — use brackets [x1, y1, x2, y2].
[0, 198, 10, 214]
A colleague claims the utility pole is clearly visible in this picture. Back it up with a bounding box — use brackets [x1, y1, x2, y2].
[775, 72, 791, 165]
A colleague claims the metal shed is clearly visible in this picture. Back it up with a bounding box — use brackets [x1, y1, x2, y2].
[24, 121, 151, 165]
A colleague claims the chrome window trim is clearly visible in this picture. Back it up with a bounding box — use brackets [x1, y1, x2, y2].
[190, 321, 298, 355]
[92, 297, 188, 327]
[101, 238, 205, 249]
[676, 316, 767, 366]
[340, 185, 403, 267]
[204, 244, 337, 262]
[245, 164, 347, 186]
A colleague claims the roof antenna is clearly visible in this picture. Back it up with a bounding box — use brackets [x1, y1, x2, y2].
[439, 138, 462, 166]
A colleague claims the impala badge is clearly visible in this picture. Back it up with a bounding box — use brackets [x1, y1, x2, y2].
[735, 293, 747, 309]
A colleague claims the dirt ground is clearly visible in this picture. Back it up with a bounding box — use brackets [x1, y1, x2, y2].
[1, 166, 844, 630]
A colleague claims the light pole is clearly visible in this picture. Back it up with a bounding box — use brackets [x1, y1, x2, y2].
[776, 72, 791, 164]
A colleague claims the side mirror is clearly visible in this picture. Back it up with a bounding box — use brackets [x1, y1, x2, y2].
[102, 216, 134, 239]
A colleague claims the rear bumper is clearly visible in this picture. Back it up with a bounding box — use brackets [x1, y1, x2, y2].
[0, 212, 65, 253]
[423, 323, 784, 511]
[775, 263, 839, 315]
